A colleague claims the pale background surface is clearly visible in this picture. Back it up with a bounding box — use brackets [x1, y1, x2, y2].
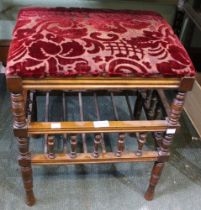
[0, 0, 177, 39]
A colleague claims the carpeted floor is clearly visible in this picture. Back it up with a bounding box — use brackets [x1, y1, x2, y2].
[1, 74, 201, 210]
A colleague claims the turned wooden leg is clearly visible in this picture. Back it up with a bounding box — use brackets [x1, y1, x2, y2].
[145, 91, 186, 201]
[159, 91, 186, 157]
[18, 138, 36, 206]
[144, 161, 165, 201]
[168, 91, 186, 125]
[31, 91, 41, 138]
[11, 93, 36, 206]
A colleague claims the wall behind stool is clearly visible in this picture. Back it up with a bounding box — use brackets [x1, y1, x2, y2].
[0, 0, 177, 62]
[0, 1, 6, 12]
[1, 0, 177, 24]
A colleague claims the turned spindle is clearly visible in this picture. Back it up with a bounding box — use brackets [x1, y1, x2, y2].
[93, 134, 102, 158]
[70, 135, 77, 158]
[153, 132, 163, 150]
[136, 133, 147, 156]
[47, 136, 55, 159]
[116, 133, 126, 157]
[145, 91, 187, 201]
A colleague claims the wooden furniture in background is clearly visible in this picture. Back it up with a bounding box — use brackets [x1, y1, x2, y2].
[184, 73, 201, 137]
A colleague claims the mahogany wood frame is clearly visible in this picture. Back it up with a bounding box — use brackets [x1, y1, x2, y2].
[6, 75, 194, 206]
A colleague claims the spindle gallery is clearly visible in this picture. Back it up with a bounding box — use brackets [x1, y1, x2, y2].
[6, 7, 195, 206]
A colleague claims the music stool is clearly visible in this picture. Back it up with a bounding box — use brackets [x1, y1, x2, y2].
[6, 7, 195, 206]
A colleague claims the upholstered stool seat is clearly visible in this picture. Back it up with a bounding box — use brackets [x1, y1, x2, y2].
[7, 8, 195, 78]
[6, 7, 196, 206]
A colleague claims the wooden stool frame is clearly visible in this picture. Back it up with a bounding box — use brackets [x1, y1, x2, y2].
[7, 75, 194, 206]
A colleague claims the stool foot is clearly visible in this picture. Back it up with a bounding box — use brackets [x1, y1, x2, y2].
[144, 185, 155, 201]
[20, 165, 35, 206]
[25, 190, 36, 206]
[144, 161, 165, 201]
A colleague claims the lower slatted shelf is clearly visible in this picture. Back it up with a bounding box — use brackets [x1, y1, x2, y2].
[31, 151, 159, 165]
[26, 89, 175, 163]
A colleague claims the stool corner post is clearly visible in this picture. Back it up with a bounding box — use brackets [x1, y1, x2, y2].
[7, 75, 36, 205]
[6, 75, 23, 93]
[179, 76, 195, 92]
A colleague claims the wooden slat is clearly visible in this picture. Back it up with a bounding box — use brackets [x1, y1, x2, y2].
[78, 92, 87, 153]
[125, 93, 146, 154]
[111, 92, 119, 120]
[94, 93, 106, 153]
[45, 92, 50, 122]
[62, 92, 68, 153]
[44, 92, 50, 154]
[22, 77, 181, 90]
[110, 92, 126, 157]
[31, 151, 159, 165]
[28, 120, 179, 134]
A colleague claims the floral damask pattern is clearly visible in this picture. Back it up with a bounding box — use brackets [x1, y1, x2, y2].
[6, 7, 195, 78]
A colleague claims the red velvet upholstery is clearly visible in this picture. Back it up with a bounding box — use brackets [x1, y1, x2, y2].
[6, 7, 195, 78]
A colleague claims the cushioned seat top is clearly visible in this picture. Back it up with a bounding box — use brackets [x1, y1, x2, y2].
[6, 7, 195, 78]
